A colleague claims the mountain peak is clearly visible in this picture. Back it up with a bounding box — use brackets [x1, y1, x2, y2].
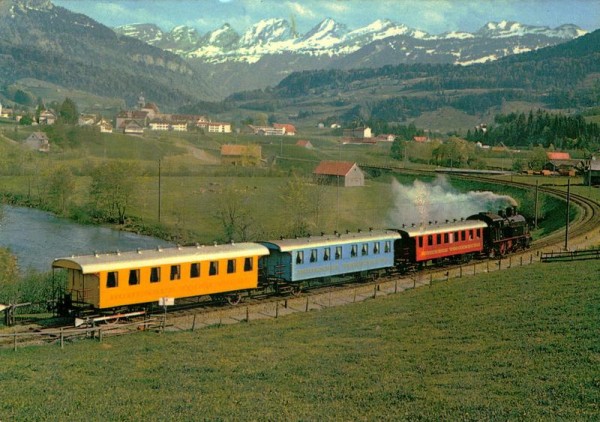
[239, 18, 294, 46]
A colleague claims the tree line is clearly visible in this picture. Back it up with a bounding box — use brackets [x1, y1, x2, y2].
[465, 110, 600, 150]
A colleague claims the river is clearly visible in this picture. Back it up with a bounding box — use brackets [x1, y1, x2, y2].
[0, 205, 172, 273]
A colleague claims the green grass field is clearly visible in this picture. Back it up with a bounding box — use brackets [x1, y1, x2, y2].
[0, 260, 598, 420]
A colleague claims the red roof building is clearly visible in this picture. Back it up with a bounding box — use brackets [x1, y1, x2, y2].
[546, 152, 571, 160]
[273, 123, 296, 136]
[313, 161, 364, 187]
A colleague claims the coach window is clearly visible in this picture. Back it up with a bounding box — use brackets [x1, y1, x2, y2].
[469, 230, 473, 240]
[170, 265, 181, 280]
[296, 251, 304, 265]
[335, 246, 342, 260]
[428, 235, 433, 246]
[373, 242, 380, 254]
[444, 233, 449, 243]
[190, 263, 200, 278]
[227, 259, 236, 274]
[384, 241, 391, 253]
[209, 261, 219, 276]
[476, 228, 481, 238]
[128, 269, 140, 286]
[418, 237, 423, 248]
[436, 234, 441, 244]
[455, 232, 459, 242]
[106, 271, 118, 288]
[351, 245, 358, 257]
[310, 249, 318, 263]
[244, 257, 253, 272]
[461, 231, 466, 241]
[362, 244, 368, 256]
[150, 267, 161, 283]
[323, 248, 330, 261]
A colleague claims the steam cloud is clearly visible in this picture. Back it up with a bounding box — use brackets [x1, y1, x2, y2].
[387, 175, 517, 227]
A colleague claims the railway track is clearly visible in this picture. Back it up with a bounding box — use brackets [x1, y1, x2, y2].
[3, 171, 600, 347]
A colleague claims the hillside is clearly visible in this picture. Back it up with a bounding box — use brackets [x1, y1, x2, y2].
[1, 259, 597, 419]
[0, 0, 216, 109]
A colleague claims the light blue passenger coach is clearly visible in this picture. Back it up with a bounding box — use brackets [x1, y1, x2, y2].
[259, 230, 401, 283]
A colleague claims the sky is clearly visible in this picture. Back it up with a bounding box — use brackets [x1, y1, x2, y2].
[52, 0, 600, 36]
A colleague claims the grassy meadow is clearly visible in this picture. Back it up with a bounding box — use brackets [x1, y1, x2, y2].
[0, 259, 598, 420]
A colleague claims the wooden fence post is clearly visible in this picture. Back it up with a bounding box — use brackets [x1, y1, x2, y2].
[305, 296, 309, 312]
[275, 301, 279, 319]
[246, 306, 250, 323]
[192, 313, 196, 332]
[60, 327, 64, 349]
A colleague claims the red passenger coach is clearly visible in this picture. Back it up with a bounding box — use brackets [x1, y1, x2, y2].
[393, 219, 488, 268]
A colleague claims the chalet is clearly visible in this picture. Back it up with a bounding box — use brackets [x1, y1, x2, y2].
[413, 136, 428, 143]
[313, 161, 364, 187]
[116, 110, 149, 129]
[38, 109, 57, 125]
[273, 123, 296, 136]
[24, 132, 50, 152]
[220, 144, 262, 166]
[296, 140, 314, 149]
[97, 119, 113, 133]
[343, 127, 372, 139]
[78, 114, 97, 126]
[121, 120, 145, 135]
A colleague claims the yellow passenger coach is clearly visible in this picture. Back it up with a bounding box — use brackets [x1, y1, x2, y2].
[52, 243, 270, 311]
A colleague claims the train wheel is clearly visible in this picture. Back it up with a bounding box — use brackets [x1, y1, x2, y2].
[290, 285, 302, 296]
[226, 293, 242, 306]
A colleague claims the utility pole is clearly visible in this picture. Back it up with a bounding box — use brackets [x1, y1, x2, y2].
[158, 159, 161, 223]
[564, 178, 570, 251]
[534, 180, 539, 229]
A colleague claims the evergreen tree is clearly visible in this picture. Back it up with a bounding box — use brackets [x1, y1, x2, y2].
[59, 97, 79, 124]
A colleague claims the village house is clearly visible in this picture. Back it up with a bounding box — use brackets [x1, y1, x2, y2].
[273, 123, 296, 136]
[24, 132, 50, 152]
[313, 161, 365, 187]
[38, 109, 57, 125]
[543, 151, 581, 176]
[78, 114, 97, 126]
[376, 134, 396, 142]
[220, 144, 262, 166]
[343, 127, 372, 139]
[97, 118, 113, 133]
[589, 159, 600, 185]
[197, 121, 232, 133]
[170, 121, 188, 132]
[296, 140, 314, 149]
[249, 125, 286, 136]
[121, 120, 145, 135]
[149, 119, 170, 131]
[413, 136, 428, 143]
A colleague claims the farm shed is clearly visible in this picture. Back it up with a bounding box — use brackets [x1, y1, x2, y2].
[589, 159, 600, 185]
[313, 161, 364, 187]
[220, 144, 262, 166]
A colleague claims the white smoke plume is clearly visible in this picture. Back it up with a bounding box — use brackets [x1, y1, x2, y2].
[387, 175, 517, 227]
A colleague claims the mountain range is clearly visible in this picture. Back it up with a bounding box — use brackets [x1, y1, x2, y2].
[115, 17, 586, 97]
[116, 18, 586, 65]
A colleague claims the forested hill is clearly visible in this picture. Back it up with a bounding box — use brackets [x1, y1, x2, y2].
[223, 29, 600, 123]
[0, 0, 216, 108]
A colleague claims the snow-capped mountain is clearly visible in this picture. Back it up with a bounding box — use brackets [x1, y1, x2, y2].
[116, 18, 586, 66]
[115, 17, 587, 97]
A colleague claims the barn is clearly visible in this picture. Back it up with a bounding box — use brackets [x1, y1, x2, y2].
[313, 161, 364, 187]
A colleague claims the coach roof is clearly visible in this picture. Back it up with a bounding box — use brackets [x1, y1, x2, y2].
[52, 243, 270, 274]
[260, 230, 401, 252]
[395, 219, 487, 237]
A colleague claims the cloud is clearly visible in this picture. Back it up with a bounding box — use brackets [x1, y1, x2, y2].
[287, 2, 317, 18]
